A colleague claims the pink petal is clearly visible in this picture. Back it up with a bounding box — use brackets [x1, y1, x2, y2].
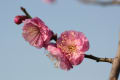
[46, 43, 73, 70]
[46, 43, 62, 57]
[69, 52, 84, 65]
[59, 55, 73, 70]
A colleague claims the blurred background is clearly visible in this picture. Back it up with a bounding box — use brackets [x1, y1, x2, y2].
[0, 0, 120, 80]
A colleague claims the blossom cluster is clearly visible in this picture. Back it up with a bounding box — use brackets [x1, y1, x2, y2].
[14, 16, 89, 70]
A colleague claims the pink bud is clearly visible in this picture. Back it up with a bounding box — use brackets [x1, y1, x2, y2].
[14, 15, 28, 24]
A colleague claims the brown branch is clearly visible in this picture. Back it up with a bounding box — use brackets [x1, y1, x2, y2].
[85, 54, 113, 63]
[109, 33, 120, 80]
[79, 0, 120, 6]
[94, 1, 120, 6]
[20, 7, 32, 18]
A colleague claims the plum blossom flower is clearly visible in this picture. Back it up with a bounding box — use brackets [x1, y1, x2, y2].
[46, 43, 73, 70]
[46, 30, 89, 70]
[22, 17, 53, 48]
[57, 30, 89, 65]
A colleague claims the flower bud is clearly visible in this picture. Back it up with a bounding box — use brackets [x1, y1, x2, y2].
[14, 15, 28, 25]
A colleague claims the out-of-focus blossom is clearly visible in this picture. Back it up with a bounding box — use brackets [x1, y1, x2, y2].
[22, 17, 53, 48]
[57, 30, 89, 65]
[42, 0, 56, 4]
[46, 43, 73, 70]
[14, 15, 28, 24]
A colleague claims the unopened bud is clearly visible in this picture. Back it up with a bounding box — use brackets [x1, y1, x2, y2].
[14, 15, 28, 25]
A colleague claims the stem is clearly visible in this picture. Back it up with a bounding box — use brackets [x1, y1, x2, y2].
[20, 7, 32, 18]
[51, 34, 57, 41]
[85, 54, 113, 63]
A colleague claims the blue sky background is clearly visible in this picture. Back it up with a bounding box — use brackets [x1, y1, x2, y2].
[0, 0, 120, 80]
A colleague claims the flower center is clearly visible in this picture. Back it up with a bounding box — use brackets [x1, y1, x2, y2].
[26, 26, 40, 37]
[58, 44, 77, 54]
[30, 26, 39, 33]
[67, 45, 76, 53]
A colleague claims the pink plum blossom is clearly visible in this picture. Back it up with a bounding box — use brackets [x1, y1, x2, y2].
[46, 30, 89, 70]
[22, 17, 53, 48]
[57, 30, 89, 65]
[46, 43, 73, 70]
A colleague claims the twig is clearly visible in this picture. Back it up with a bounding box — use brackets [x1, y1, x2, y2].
[85, 54, 113, 63]
[20, 7, 32, 18]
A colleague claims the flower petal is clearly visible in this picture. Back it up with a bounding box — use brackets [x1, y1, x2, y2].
[46, 43, 73, 70]
[69, 52, 84, 65]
